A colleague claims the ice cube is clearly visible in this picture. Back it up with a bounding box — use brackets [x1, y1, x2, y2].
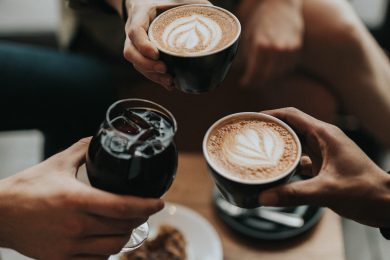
[138, 128, 159, 142]
[125, 109, 152, 129]
[109, 136, 128, 153]
[112, 116, 140, 135]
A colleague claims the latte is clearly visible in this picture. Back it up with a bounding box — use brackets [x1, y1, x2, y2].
[205, 113, 300, 182]
[149, 5, 240, 56]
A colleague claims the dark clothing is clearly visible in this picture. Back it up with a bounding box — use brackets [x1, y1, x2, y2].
[0, 41, 114, 158]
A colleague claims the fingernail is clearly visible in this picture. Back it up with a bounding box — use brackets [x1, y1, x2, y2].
[154, 63, 166, 73]
[259, 192, 278, 206]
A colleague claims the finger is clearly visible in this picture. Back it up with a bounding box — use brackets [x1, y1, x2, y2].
[259, 178, 324, 207]
[83, 215, 147, 237]
[52, 137, 91, 170]
[261, 107, 325, 137]
[258, 50, 278, 84]
[261, 108, 328, 160]
[81, 190, 164, 220]
[298, 155, 315, 177]
[123, 38, 166, 73]
[128, 7, 159, 60]
[134, 65, 174, 91]
[75, 234, 131, 256]
[240, 43, 259, 86]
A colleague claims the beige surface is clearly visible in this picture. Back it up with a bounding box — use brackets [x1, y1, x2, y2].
[165, 153, 345, 260]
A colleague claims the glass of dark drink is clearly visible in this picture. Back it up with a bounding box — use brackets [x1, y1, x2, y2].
[86, 99, 177, 252]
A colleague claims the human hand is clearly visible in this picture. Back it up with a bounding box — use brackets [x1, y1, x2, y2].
[0, 138, 164, 259]
[123, 0, 211, 90]
[258, 108, 390, 228]
[239, 0, 304, 87]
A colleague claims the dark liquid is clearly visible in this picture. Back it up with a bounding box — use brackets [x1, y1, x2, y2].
[86, 108, 177, 198]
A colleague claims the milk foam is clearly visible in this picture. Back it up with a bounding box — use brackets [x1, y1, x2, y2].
[206, 118, 299, 182]
[162, 15, 222, 54]
[149, 5, 239, 56]
[223, 128, 284, 168]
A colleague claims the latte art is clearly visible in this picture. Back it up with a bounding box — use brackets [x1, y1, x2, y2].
[223, 128, 284, 168]
[149, 5, 239, 56]
[162, 15, 222, 54]
[206, 117, 299, 182]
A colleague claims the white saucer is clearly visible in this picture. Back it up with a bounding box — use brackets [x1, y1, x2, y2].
[110, 202, 223, 260]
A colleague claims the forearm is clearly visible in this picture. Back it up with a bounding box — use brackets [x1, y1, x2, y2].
[301, 0, 390, 146]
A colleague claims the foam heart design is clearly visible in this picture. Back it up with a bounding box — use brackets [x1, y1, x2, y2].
[223, 128, 284, 167]
[162, 15, 222, 54]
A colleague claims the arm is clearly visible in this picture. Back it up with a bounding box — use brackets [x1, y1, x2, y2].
[259, 108, 390, 229]
[301, 0, 390, 146]
[0, 138, 163, 259]
[120, 0, 211, 89]
[237, 0, 304, 86]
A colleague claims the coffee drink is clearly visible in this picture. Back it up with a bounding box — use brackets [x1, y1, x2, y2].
[86, 99, 178, 198]
[148, 5, 241, 94]
[149, 5, 240, 56]
[203, 112, 301, 208]
[206, 116, 299, 182]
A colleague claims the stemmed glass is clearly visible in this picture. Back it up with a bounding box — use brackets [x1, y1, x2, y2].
[85, 98, 178, 251]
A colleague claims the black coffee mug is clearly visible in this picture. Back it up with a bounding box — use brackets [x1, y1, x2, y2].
[203, 112, 302, 208]
[148, 5, 241, 94]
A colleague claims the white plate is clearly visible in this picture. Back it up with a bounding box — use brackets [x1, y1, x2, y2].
[110, 202, 223, 260]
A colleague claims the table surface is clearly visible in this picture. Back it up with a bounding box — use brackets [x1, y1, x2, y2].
[164, 153, 345, 260]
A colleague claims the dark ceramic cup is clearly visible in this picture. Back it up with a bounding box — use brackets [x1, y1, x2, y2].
[203, 112, 302, 208]
[148, 4, 241, 94]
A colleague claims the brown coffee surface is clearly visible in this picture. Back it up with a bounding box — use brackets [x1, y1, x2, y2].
[207, 118, 299, 181]
[149, 5, 239, 56]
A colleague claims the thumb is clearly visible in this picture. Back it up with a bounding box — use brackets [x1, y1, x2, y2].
[259, 178, 323, 207]
[58, 137, 92, 168]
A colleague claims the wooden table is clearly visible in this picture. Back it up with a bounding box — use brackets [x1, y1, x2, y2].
[165, 153, 345, 260]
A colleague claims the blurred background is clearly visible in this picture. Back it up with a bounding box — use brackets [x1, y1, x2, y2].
[0, 0, 390, 259]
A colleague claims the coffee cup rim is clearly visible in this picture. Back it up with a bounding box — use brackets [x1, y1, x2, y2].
[202, 112, 302, 185]
[148, 4, 241, 58]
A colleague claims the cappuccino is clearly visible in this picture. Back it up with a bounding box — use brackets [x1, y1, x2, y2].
[206, 114, 299, 182]
[149, 5, 240, 56]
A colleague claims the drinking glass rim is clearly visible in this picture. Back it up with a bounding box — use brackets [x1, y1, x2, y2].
[106, 98, 177, 143]
[148, 4, 242, 58]
[202, 112, 302, 185]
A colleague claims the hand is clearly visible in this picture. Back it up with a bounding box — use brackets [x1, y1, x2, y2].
[0, 138, 164, 259]
[123, 0, 211, 90]
[239, 0, 304, 87]
[258, 108, 390, 228]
